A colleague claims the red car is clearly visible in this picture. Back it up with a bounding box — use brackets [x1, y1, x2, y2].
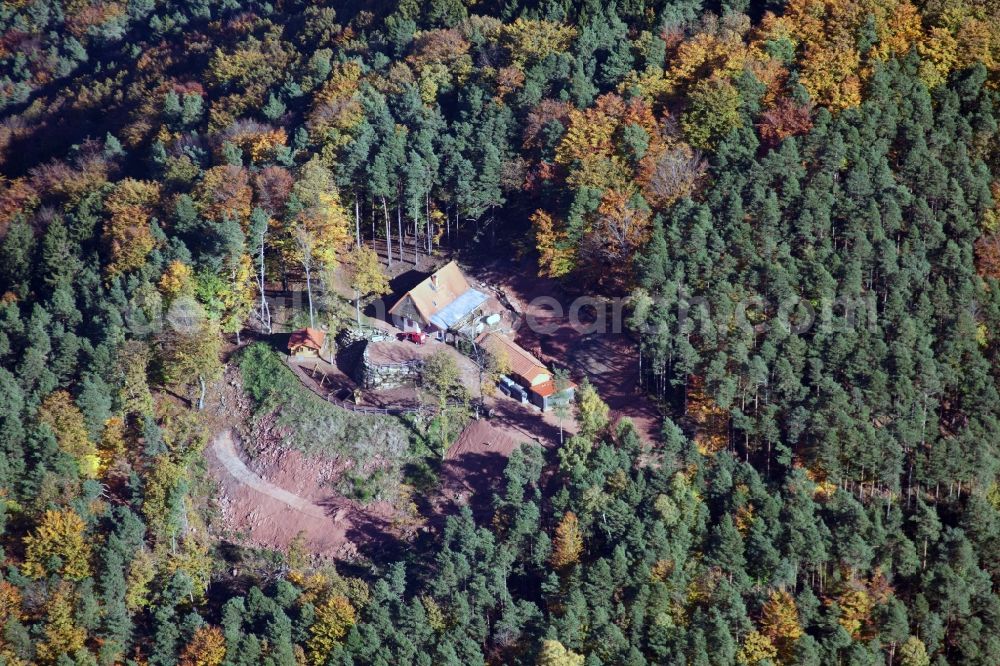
[398, 331, 428, 344]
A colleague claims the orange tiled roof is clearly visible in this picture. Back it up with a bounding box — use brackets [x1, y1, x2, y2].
[479, 332, 551, 386]
[531, 379, 576, 398]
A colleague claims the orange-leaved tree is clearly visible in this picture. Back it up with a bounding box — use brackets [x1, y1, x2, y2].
[179, 625, 226, 666]
[103, 179, 161, 277]
[577, 189, 652, 290]
[550, 511, 584, 570]
[760, 589, 803, 662]
[23, 508, 92, 580]
[194, 164, 252, 229]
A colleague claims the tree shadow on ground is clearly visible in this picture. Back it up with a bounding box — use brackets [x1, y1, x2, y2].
[326, 501, 410, 563]
[486, 401, 561, 447]
[438, 450, 513, 520]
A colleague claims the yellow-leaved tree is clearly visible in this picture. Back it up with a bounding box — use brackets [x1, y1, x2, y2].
[140, 454, 185, 541]
[501, 18, 578, 67]
[775, 0, 923, 110]
[759, 589, 803, 662]
[550, 511, 583, 570]
[218, 253, 256, 344]
[536, 639, 585, 666]
[159, 260, 196, 301]
[532, 209, 575, 278]
[575, 380, 610, 443]
[23, 509, 92, 580]
[307, 595, 356, 666]
[103, 179, 160, 277]
[37, 390, 100, 477]
[116, 340, 156, 420]
[347, 245, 389, 324]
[157, 308, 223, 410]
[737, 630, 778, 665]
[837, 581, 875, 638]
[288, 158, 351, 328]
[35, 583, 86, 665]
[309, 61, 365, 149]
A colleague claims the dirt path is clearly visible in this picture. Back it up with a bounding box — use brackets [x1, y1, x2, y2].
[208, 430, 356, 558]
[211, 431, 329, 520]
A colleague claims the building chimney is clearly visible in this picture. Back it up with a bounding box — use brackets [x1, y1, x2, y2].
[430, 273, 439, 290]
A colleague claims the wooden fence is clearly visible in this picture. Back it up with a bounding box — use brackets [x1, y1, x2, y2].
[324, 394, 427, 416]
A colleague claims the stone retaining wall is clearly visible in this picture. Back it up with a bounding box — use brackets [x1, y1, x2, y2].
[355, 345, 423, 389]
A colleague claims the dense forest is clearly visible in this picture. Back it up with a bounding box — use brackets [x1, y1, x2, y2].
[1, 0, 1000, 664]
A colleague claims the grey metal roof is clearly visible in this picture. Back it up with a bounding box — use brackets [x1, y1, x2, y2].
[428, 289, 488, 329]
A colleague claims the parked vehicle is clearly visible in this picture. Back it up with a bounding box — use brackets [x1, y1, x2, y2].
[398, 331, 428, 344]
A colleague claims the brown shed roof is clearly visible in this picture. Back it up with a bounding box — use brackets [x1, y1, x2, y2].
[479, 332, 551, 386]
[288, 327, 326, 351]
[388, 261, 472, 325]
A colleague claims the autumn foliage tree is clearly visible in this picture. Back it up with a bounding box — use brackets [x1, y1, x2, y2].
[550, 511, 583, 570]
[532, 209, 575, 278]
[640, 145, 706, 209]
[575, 380, 609, 443]
[536, 639, 585, 666]
[306, 595, 355, 666]
[975, 231, 1000, 279]
[757, 98, 814, 149]
[179, 625, 226, 666]
[501, 18, 577, 67]
[681, 77, 743, 149]
[37, 390, 99, 477]
[772, 0, 923, 109]
[287, 159, 351, 327]
[195, 165, 252, 227]
[159, 260, 196, 301]
[157, 309, 223, 410]
[537, 93, 671, 285]
[23, 509, 92, 581]
[578, 189, 651, 290]
[103, 179, 160, 277]
[759, 589, 803, 662]
[346, 245, 389, 323]
[35, 583, 86, 664]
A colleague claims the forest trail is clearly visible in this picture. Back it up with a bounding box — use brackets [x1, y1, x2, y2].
[210, 430, 332, 520]
[207, 428, 410, 559]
